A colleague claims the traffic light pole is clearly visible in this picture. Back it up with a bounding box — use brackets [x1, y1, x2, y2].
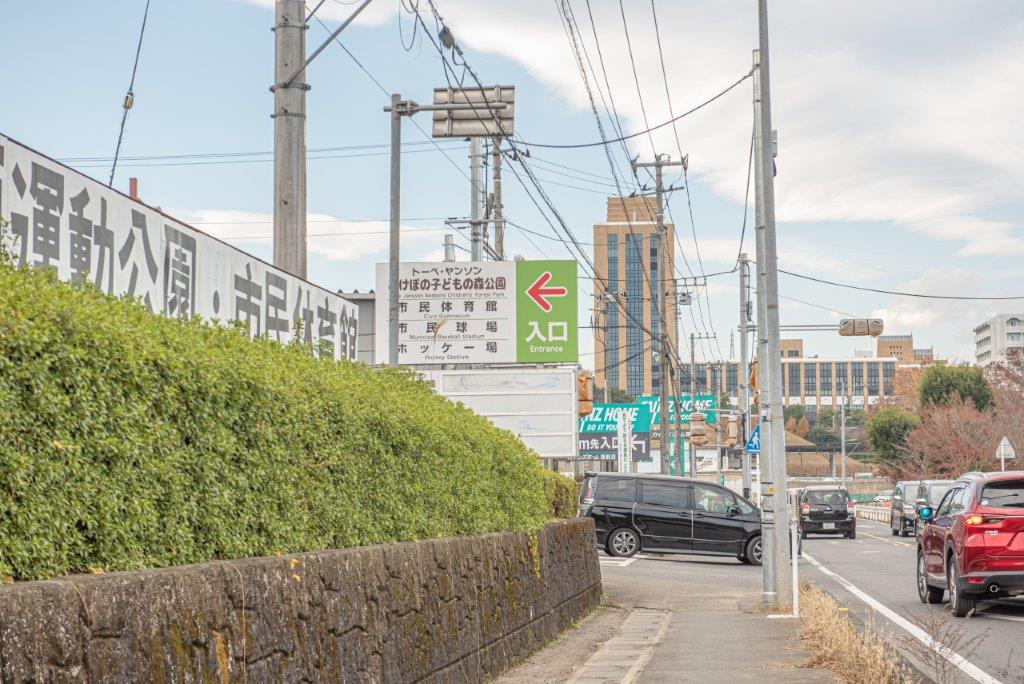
[754, 0, 791, 607]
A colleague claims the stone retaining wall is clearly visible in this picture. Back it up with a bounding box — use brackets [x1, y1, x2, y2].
[0, 519, 601, 682]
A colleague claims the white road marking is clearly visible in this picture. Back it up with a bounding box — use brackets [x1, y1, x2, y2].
[803, 552, 1002, 684]
[859, 530, 915, 548]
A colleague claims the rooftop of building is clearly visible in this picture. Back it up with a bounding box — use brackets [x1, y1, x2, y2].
[878, 334, 913, 342]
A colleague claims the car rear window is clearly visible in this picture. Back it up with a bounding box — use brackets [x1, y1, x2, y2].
[803, 490, 850, 505]
[926, 483, 953, 506]
[595, 477, 637, 503]
[980, 480, 1024, 509]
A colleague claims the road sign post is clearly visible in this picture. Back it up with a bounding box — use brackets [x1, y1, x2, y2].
[997, 437, 1016, 472]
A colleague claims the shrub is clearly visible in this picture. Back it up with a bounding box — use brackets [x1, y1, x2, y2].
[0, 264, 549, 580]
[542, 470, 579, 519]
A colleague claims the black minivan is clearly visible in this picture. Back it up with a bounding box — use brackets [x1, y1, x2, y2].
[578, 472, 763, 565]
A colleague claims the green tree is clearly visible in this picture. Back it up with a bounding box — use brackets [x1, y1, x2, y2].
[806, 423, 838, 446]
[815, 406, 836, 428]
[596, 386, 634, 404]
[866, 406, 920, 467]
[784, 404, 805, 423]
[918, 365, 993, 411]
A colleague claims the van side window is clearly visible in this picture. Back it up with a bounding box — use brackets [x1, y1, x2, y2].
[596, 478, 636, 503]
[642, 483, 689, 508]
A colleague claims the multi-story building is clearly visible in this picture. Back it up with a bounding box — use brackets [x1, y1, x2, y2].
[593, 197, 677, 397]
[974, 314, 1024, 365]
[679, 354, 897, 422]
[876, 333, 938, 366]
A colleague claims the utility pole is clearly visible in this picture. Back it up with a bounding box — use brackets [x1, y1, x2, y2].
[272, 0, 308, 278]
[633, 155, 684, 475]
[739, 253, 752, 500]
[470, 137, 484, 261]
[689, 333, 716, 477]
[443, 234, 455, 262]
[491, 136, 505, 260]
[754, 0, 791, 607]
[387, 93, 404, 365]
[840, 377, 847, 487]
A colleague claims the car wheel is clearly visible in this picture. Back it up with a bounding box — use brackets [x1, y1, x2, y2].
[900, 526, 911, 538]
[607, 527, 640, 558]
[801, 529, 808, 540]
[891, 515, 899, 536]
[917, 550, 944, 604]
[746, 536, 763, 566]
[846, 530, 857, 540]
[947, 557, 977, 617]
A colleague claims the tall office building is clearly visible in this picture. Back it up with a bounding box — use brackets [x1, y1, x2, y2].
[593, 197, 677, 398]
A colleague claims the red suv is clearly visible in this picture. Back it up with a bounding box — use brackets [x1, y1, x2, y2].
[917, 472, 1024, 616]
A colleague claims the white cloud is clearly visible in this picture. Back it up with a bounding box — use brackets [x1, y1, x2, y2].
[174, 209, 443, 262]
[238, 0, 1024, 259]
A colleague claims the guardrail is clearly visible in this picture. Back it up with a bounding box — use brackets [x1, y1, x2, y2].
[856, 504, 890, 523]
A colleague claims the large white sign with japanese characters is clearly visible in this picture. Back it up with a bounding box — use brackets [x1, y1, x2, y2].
[0, 136, 358, 360]
[374, 259, 578, 365]
[375, 261, 516, 364]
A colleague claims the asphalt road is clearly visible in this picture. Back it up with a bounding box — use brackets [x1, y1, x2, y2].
[802, 518, 1024, 683]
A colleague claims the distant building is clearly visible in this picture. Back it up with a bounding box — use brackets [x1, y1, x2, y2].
[781, 339, 804, 358]
[340, 290, 375, 365]
[974, 314, 1024, 365]
[593, 197, 677, 397]
[876, 333, 939, 366]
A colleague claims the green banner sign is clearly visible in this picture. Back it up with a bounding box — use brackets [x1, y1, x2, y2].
[578, 403, 653, 433]
[515, 260, 577, 363]
[637, 394, 719, 425]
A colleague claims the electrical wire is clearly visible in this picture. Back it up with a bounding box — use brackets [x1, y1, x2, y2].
[109, 0, 153, 187]
[616, 0, 656, 157]
[778, 269, 1024, 301]
[512, 68, 754, 149]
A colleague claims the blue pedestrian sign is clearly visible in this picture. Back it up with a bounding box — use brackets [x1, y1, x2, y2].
[745, 424, 761, 454]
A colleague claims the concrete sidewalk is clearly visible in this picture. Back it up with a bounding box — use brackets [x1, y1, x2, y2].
[496, 553, 836, 683]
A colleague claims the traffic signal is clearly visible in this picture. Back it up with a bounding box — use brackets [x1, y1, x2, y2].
[838, 318, 884, 337]
[689, 411, 709, 446]
[577, 370, 594, 417]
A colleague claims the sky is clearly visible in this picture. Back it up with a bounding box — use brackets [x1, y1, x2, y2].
[4, 0, 1024, 365]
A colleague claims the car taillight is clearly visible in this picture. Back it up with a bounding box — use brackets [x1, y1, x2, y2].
[964, 513, 984, 526]
[582, 483, 594, 505]
[801, 503, 809, 514]
[847, 501, 856, 512]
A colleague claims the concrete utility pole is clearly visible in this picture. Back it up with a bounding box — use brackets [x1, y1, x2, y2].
[739, 254, 752, 500]
[840, 377, 847, 487]
[491, 137, 505, 260]
[632, 155, 684, 475]
[272, 0, 308, 278]
[753, 0, 791, 607]
[470, 138, 484, 261]
[388, 93, 404, 365]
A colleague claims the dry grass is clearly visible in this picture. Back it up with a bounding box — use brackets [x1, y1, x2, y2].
[798, 583, 912, 683]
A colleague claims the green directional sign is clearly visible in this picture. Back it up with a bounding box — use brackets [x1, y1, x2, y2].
[578, 403, 653, 433]
[637, 394, 719, 425]
[515, 260, 577, 363]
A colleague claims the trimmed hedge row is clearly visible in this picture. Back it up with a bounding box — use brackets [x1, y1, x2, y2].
[0, 263, 550, 580]
[543, 470, 579, 519]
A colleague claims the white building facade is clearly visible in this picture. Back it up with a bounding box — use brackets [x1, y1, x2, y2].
[974, 314, 1024, 365]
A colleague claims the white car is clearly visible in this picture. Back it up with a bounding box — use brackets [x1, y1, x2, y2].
[873, 490, 893, 504]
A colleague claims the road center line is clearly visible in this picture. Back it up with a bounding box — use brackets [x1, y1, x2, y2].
[858, 530, 914, 548]
[802, 552, 1001, 684]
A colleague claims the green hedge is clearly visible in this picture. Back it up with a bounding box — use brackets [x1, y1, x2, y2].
[0, 264, 549, 580]
[543, 470, 580, 519]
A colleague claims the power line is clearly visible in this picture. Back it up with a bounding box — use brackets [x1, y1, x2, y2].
[62, 139, 451, 163]
[778, 269, 1024, 301]
[778, 293, 861, 318]
[109, 0, 153, 186]
[512, 68, 754, 149]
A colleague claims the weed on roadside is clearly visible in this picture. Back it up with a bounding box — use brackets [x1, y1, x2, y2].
[798, 583, 911, 683]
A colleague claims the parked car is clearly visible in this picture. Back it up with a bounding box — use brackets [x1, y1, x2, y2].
[914, 480, 954, 529]
[917, 471, 1024, 616]
[890, 480, 920, 536]
[799, 485, 856, 539]
[578, 472, 763, 565]
[874, 489, 894, 505]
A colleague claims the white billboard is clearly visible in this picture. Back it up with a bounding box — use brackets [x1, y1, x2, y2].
[422, 368, 578, 461]
[0, 135, 358, 360]
[375, 261, 515, 364]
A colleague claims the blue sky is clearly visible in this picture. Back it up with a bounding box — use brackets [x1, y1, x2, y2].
[4, 0, 1023, 364]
